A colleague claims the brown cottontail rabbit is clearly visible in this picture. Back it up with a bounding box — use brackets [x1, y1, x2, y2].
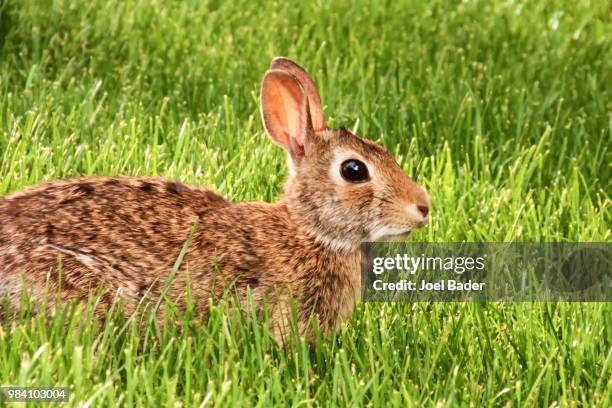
[0, 58, 430, 341]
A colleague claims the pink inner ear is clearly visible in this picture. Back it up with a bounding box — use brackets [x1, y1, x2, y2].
[308, 99, 326, 133]
[261, 70, 309, 158]
[277, 82, 305, 146]
[270, 58, 327, 133]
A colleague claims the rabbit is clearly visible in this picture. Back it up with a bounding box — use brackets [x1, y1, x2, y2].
[0, 58, 430, 342]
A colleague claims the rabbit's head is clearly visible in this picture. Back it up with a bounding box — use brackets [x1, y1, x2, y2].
[261, 58, 430, 252]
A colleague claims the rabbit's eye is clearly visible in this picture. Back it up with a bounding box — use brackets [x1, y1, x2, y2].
[340, 159, 369, 183]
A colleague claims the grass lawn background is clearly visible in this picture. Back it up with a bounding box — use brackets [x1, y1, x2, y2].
[0, 0, 610, 406]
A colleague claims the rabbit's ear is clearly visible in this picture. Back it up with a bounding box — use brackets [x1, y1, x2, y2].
[270, 58, 327, 132]
[261, 69, 311, 162]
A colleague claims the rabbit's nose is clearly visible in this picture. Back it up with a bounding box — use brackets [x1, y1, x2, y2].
[417, 205, 429, 218]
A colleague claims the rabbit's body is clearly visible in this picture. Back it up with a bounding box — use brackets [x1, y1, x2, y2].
[0, 58, 429, 341]
[0, 176, 360, 335]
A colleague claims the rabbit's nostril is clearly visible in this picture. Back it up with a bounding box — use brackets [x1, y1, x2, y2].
[417, 205, 429, 218]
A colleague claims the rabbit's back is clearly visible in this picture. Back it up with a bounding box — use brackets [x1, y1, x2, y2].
[0, 177, 230, 304]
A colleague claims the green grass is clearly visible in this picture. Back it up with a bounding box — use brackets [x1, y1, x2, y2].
[0, 0, 610, 406]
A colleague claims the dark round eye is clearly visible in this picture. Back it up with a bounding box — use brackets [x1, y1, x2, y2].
[340, 159, 369, 183]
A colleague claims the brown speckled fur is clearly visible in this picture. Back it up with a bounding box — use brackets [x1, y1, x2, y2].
[0, 58, 429, 342]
